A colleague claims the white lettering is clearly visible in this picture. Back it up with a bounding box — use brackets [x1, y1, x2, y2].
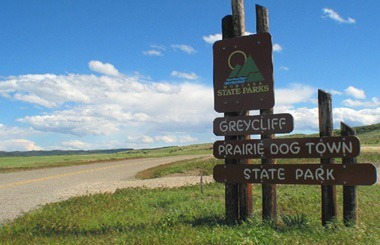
[278, 168, 285, 180]
[219, 120, 228, 133]
[305, 142, 314, 154]
[252, 169, 260, 179]
[295, 169, 303, 180]
[244, 169, 251, 180]
[304, 169, 314, 180]
[342, 142, 352, 154]
[315, 168, 324, 180]
[261, 169, 270, 179]
[326, 169, 335, 180]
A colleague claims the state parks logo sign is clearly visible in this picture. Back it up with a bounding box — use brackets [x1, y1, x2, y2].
[213, 33, 274, 112]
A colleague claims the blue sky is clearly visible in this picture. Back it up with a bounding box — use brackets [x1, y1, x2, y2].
[0, 0, 379, 151]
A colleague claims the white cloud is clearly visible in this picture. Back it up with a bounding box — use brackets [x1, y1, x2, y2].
[142, 50, 163, 56]
[330, 90, 343, 96]
[1, 64, 215, 144]
[342, 97, 380, 108]
[279, 66, 289, 71]
[2, 60, 377, 150]
[275, 84, 316, 106]
[203, 33, 222, 44]
[61, 140, 92, 150]
[154, 136, 177, 144]
[171, 44, 196, 54]
[170, 71, 199, 80]
[202, 32, 253, 44]
[273, 43, 282, 52]
[0, 124, 35, 139]
[178, 135, 198, 143]
[0, 139, 42, 151]
[344, 86, 366, 99]
[153, 82, 180, 94]
[322, 8, 356, 24]
[334, 107, 380, 126]
[274, 106, 380, 133]
[88, 60, 119, 76]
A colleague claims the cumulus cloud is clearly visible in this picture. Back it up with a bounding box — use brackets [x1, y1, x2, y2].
[273, 43, 282, 52]
[0, 139, 42, 151]
[322, 8, 356, 24]
[275, 84, 316, 106]
[170, 71, 199, 80]
[0, 63, 215, 144]
[342, 97, 380, 108]
[344, 86, 366, 99]
[203, 33, 223, 44]
[61, 140, 92, 150]
[2, 60, 378, 150]
[0, 124, 35, 139]
[88, 60, 119, 76]
[171, 44, 196, 54]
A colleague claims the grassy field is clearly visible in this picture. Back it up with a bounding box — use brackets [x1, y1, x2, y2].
[1, 182, 379, 244]
[0, 125, 378, 243]
[0, 143, 212, 173]
[1, 147, 379, 244]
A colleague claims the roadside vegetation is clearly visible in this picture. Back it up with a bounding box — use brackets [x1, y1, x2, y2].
[1, 182, 379, 244]
[0, 124, 379, 243]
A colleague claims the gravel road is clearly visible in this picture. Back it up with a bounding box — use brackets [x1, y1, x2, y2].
[0, 155, 213, 224]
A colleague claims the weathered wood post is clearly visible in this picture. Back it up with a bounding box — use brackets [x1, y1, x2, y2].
[222, 15, 239, 223]
[222, 0, 253, 223]
[256, 4, 277, 222]
[341, 122, 358, 226]
[318, 89, 337, 226]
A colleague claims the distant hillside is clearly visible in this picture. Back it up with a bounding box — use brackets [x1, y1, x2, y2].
[0, 149, 132, 157]
[346, 123, 380, 145]
[282, 123, 380, 145]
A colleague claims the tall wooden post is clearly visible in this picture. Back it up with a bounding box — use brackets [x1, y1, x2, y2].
[318, 89, 337, 226]
[222, 15, 239, 223]
[341, 122, 358, 226]
[256, 4, 277, 222]
[222, 0, 253, 223]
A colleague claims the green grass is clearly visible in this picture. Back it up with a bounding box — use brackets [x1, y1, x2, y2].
[0, 143, 212, 173]
[135, 156, 221, 179]
[1, 183, 379, 244]
[0, 143, 378, 243]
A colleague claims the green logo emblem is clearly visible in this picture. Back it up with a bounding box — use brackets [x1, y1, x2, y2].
[225, 50, 264, 86]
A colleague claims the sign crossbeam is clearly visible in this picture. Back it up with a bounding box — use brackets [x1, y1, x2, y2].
[213, 113, 293, 136]
[214, 136, 360, 159]
[213, 163, 377, 185]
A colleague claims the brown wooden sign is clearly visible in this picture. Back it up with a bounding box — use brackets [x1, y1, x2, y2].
[213, 113, 293, 136]
[213, 163, 377, 185]
[213, 33, 274, 112]
[213, 136, 360, 159]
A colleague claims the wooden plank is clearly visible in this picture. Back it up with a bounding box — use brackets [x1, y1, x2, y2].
[213, 163, 377, 185]
[213, 136, 361, 159]
[213, 113, 293, 136]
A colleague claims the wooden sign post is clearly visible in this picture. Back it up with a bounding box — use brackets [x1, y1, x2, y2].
[212, 3, 377, 226]
[220, 0, 252, 223]
[341, 122, 358, 226]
